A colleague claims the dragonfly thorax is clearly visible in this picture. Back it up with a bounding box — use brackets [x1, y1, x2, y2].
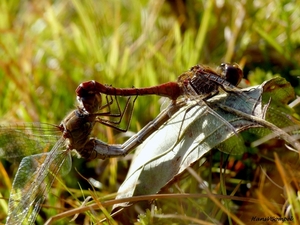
[60, 109, 96, 155]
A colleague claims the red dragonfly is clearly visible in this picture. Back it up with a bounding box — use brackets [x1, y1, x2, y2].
[76, 63, 243, 105]
[76, 62, 300, 154]
[76, 63, 244, 138]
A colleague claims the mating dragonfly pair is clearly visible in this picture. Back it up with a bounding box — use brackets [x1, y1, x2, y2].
[1, 63, 282, 224]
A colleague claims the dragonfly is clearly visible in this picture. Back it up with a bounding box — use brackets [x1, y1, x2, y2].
[76, 63, 243, 104]
[76, 62, 300, 153]
[76, 63, 244, 133]
[76, 63, 244, 144]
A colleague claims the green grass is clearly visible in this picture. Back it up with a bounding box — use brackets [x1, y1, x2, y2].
[0, 0, 300, 224]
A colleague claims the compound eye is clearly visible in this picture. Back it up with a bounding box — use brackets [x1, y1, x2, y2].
[224, 64, 243, 86]
[218, 63, 243, 86]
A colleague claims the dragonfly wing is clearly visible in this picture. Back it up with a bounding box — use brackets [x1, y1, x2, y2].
[61, 148, 72, 176]
[6, 137, 68, 225]
[0, 123, 61, 162]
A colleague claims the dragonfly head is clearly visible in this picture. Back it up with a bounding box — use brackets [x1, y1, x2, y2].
[77, 92, 102, 114]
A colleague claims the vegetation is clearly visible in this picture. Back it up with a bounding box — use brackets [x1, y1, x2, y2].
[0, 0, 300, 224]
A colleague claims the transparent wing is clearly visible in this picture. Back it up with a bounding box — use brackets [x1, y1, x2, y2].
[217, 77, 297, 129]
[6, 137, 70, 225]
[0, 122, 61, 162]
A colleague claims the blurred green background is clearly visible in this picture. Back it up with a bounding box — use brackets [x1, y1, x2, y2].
[1, 0, 299, 124]
[0, 0, 300, 224]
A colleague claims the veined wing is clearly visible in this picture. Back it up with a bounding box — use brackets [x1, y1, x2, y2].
[0, 122, 61, 162]
[203, 78, 298, 152]
[6, 137, 71, 225]
[186, 71, 298, 145]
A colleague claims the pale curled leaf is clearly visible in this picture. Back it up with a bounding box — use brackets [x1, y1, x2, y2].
[113, 77, 298, 210]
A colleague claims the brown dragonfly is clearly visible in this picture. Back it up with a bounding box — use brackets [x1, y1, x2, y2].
[1, 91, 140, 224]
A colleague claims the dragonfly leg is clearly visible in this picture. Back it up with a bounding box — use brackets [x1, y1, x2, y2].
[95, 95, 138, 132]
[77, 81, 139, 132]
